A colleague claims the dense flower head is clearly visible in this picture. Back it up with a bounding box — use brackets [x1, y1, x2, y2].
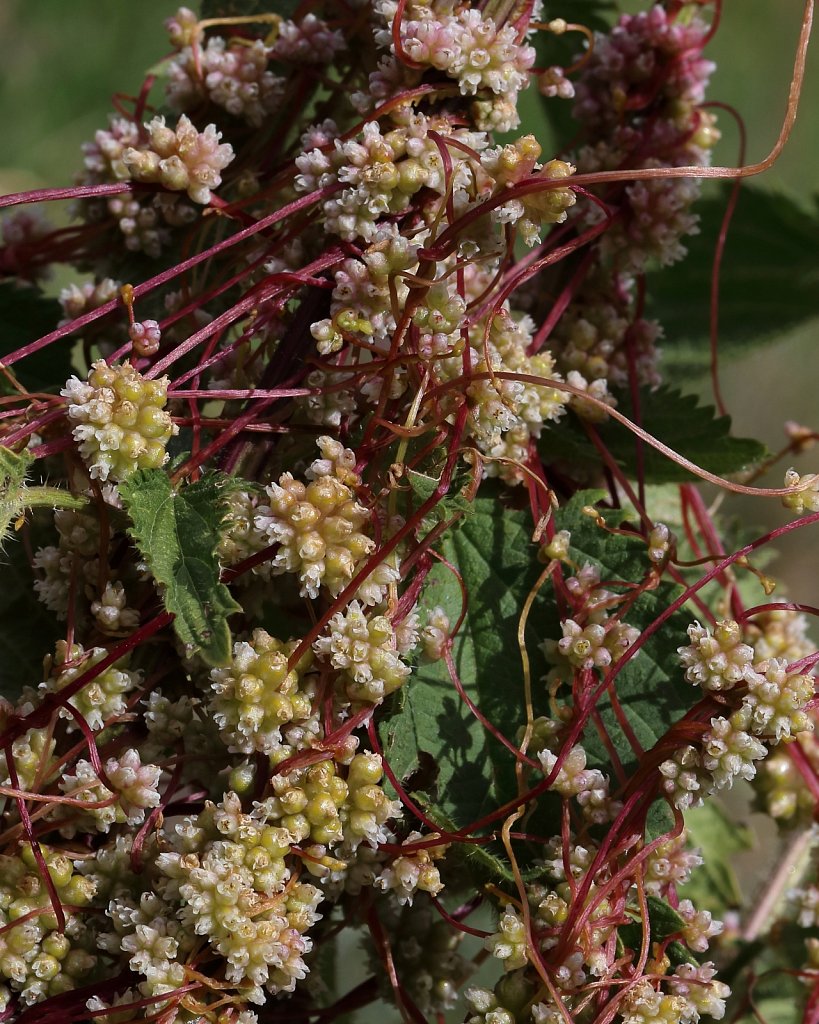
[0, 844, 96, 1007]
[678, 620, 755, 692]
[314, 599, 412, 703]
[150, 792, 324, 1001]
[392, 4, 536, 130]
[41, 640, 141, 732]
[255, 437, 374, 599]
[62, 359, 177, 482]
[644, 832, 703, 894]
[573, 6, 715, 139]
[123, 113, 234, 204]
[32, 508, 101, 619]
[60, 749, 161, 833]
[209, 630, 316, 756]
[295, 113, 489, 241]
[552, 272, 663, 389]
[572, 4, 717, 271]
[77, 115, 184, 256]
[272, 14, 346, 64]
[167, 36, 284, 126]
[375, 831, 447, 904]
[485, 906, 528, 971]
[741, 658, 815, 740]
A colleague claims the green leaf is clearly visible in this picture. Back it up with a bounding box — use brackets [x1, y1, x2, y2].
[0, 284, 67, 395]
[645, 799, 675, 842]
[552, 491, 696, 769]
[619, 896, 698, 965]
[643, 895, 686, 940]
[406, 468, 474, 533]
[680, 799, 754, 911]
[381, 486, 699, 868]
[540, 385, 766, 483]
[0, 446, 32, 543]
[120, 469, 242, 666]
[380, 485, 549, 836]
[648, 186, 819, 375]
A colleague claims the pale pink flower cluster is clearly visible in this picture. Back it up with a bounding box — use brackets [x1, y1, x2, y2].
[82, 115, 140, 182]
[573, 5, 715, 138]
[573, 5, 717, 270]
[538, 745, 618, 824]
[551, 275, 662, 401]
[542, 562, 639, 681]
[295, 113, 487, 241]
[397, 6, 536, 129]
[374, 831, 446, 905]
[272, 14, 345, 64]
[661, 620, 816, 808]
[167, 37, 284, 126]
[79, 116, 189, 256]
[123, 114, 234, 205]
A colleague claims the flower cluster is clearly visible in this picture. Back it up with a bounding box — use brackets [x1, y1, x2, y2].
[78, 116, 185, 256]
[254, 437, 375, 599]
[32, 509, 100, 618]
[314, 600, 413, 704]
[542, 562, 640, 682]
[573, 4, 718, 271]
[62, 359, 177, 482]
[661, 619, 815, 808]
[387, 2, 536, 131]
[167, 36, 283, 126]
[272, 14, 345, 64]
[209, 630, 316, 757]
[122, 114, 234, 205]
[60, 748, 161, 833]
[0, 845, 97, 1009]
[40, 640, 141, 733]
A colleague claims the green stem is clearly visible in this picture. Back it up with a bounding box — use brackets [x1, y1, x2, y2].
[21, 486, 88, 512]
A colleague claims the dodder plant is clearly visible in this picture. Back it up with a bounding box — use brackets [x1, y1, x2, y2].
[0, 2, 817, 1022]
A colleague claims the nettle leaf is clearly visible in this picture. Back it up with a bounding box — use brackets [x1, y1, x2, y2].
[406, 468, 474, 533]
[680, 798, 754, 911]
[381, 485, 549, 836]
[382, 486, 698, 861]
[619, 896, 696, 964]
[539, 385, 766, 483]
[648, 186, 819, 375]
[0, 284, 67, 395]
[120, 469, 241, 666]
[645, 799, 675, 842]
[553, 491, 695, 770]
